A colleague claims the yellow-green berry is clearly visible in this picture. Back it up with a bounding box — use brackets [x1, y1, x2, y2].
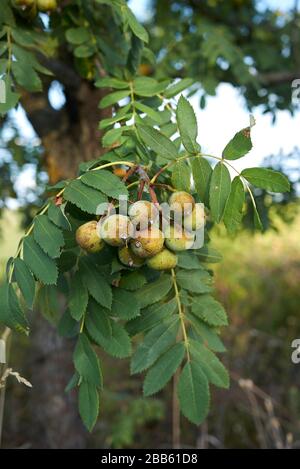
[146, 248, 178, 271]
[76, 221, 104, 253]
[130, 227, 164, 258]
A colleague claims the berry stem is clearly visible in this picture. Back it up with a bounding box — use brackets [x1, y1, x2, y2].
[122, 165, 138, 182]
[148, 185, 159, 206]
[152, 183, 176, 192]
[137, 180, 145, 200]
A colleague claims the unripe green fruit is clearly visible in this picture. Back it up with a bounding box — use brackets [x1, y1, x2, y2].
[165, 225, 195, 251]
[14, 0, 35, 6]
[100, 214, 134, 247]
[169, 191, 195, 216]
[128, 200, 159, 229]
[146, 248, 177, 271]
[118, 246, 145, 268]
[130, 227, 164, 258]
[184, 203, 206, 231]
[36, 0, 57, 12]
[76, 221, 104, 253]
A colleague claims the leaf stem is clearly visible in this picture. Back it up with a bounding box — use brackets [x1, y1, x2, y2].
[172, 367, 181, 449]
[246, 184, 259, 212]
[126, 180, 140, 190]
[79, 315, 85, 334]
[129, 81, 136, 119]
[5, 27, 12, 75]
[157, 94, 174, 114]
[150, 152, 243, 184]
[152, 182, 176, 192]
[88, 160, 136, 173]
[171, 269, 190, 361]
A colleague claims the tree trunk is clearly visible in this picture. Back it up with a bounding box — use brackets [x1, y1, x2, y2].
[20, 72, 110, 448]
[28, 315, 87, 449]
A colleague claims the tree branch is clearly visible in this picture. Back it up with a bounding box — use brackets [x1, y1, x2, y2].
[259, 70, 300, 86]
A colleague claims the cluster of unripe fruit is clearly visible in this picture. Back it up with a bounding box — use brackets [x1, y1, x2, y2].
[13, 0, 57, 12]
[75, 191, 205, 272]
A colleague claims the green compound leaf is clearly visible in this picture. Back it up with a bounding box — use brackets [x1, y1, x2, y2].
[137, 125, 178, 161]
[134, 275, 173, 308]
[133, 77, 166, 97]
[99, 90, 130, 109]
[119, 271, 147, 291]
[0, 76, 20, 115]
[37, 285, 59, 326]
[176, 269, 212, 294]
[253, 203, 263, 231]
[48, 202, 71, 231]
[34, 215, 64, 259]
[126, 298, 177, 336]
[190, 339, 229, 389]
[192, 295, 228, 327]
[187, 314, 226, 353]
[73, 334, 102, 388]
[131, 316, 179, 374]
[197, 245, 223, 263]
[81, 169, 128, 199]
[101, 321, 132, 358]
[241, 167, 290, 193]
[78, 380, 100, 432]
[192, 157, 212, 204]
[65, 372, 80, 393]
[74, 44, 96, 58]
[66, 27, 90, 45]
[23, 236, 58, 285]
[80, 258, 112, 309]
[99, 108, 132, 130]
[69, 271, 89, 321]
[176, 96, 200, 154]
[58, 309, 79, 338]
[13, 257, 35, 309]
[102, 127, 123, 148]
[222, 127, 252, 160]
[177, 251, 204, 270]
[64, 179, 108, 214]
[85, 299, 112, 341]
[11, 61, 42, 93]
[143, 342, 185, 396]
[209, 162, 231, 223]
[125, 6, 149, 43]
[87, 312, 131, 359]
[135, 101, 164, 124]
[177, 361, 210, 425]
[0, 282, 29, 333]
[171, 161, 191, 192]
[224, 176, 245, 235]
[111, 288, 140, 320]
[95, 77, 129, 89]
[164, 78, 194, 99]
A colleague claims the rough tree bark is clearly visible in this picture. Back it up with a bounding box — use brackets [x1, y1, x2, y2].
[19, 60, 110, 448]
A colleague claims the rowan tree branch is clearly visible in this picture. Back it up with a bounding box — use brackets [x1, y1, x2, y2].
[259, 70, 300, 86]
